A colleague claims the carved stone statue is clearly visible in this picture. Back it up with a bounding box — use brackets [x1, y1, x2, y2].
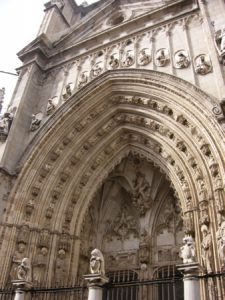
[30, 112, 43, 131]
[11, 242, 26, 280]
[55, 249, 68, 286]
[179, 235, 196, 264]
[216, 217, 225, 268]
[109, 54, 119, 69]
[33, 247, 48, 285]
[214, 27, 225, 64]
[155, 48, 169, 67]
[195, 54, 212, 75]
[138, 49, 151, 66]
[46, 97, 58, 115]
[62, 83, 73, 101]
[201, 225, 213, 273]
[90, 248, 105, 275]
[16, 258, 32, 282]
[174, 50, 190, 68]
[0, 112, 13, 141]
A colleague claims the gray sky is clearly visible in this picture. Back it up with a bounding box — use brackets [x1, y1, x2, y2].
[0, 0, 98, 112]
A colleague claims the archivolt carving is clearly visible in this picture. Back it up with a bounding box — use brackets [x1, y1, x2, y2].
[1, 70, 225, 285]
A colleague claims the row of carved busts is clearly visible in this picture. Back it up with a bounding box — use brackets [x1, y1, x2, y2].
[29, 48, 213, 132]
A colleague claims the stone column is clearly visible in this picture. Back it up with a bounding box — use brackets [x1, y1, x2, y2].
[84, 274, 109, 300]
[177, 262, 201, 300]
[12, 280, 33, 300]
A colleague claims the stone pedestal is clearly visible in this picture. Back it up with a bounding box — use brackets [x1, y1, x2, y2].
[84, 274, 109, 300]
[12, 280, 33, 300]
[177, 262, 201, 300]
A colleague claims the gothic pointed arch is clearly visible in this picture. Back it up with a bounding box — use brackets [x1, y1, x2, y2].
[0, 69, 224, 287]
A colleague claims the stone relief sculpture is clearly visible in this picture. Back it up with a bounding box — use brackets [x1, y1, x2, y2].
[90, 62, 103, 78]
[155, 48, 170, 67]
[214, 27, 225, 65]
[122, 50, 134, 67]
[131, 172, 152, 215]
[179, 235, 196, 263]
[174, 50, 190, 68]
[90, 249, 105, 275]
[62, 83, 73, 101]
[201, 225, 213, 273]
[16, 258, 32, 282]
[109, 53, 119, 69]
[138, 48, 151, 66]
[46, 96, 58, 115]
[78, 71, 88, 89]
[30, 112, 43, 131]
[194, 54, 212, 75]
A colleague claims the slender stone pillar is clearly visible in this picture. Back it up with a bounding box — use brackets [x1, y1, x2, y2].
[12, 280, 33, 300]
[177, 262, 201, 300]
[84, 274, 109, 300]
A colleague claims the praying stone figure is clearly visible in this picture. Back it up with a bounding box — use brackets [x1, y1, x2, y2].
[90, 249, 105, 275]
[180, 235, 196, 264]
[16, 258, 32, 282]
[201, 225, 213, 273]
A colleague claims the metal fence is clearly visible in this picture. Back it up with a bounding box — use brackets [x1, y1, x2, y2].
[0, 270, 224, 300]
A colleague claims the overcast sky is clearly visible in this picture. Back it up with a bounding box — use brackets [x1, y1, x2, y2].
[0, 0, 98, 113]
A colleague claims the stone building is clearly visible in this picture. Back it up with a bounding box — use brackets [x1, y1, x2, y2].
[0, 0, 225, 299]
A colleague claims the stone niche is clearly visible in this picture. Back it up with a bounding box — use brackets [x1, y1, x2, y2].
[78, 153, 184, 279]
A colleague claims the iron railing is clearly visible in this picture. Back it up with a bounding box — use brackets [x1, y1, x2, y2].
[0, 271, 224, 300]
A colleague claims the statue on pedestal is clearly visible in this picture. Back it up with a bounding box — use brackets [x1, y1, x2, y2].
[179, 235, 196, 264]
[90, 249, 105, 276]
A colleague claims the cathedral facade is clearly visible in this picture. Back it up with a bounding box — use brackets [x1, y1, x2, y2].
[0, 0, 225, 299]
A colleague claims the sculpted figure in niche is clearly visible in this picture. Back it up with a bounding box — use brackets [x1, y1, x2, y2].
[55, 249, 68, 286]
[195, 54, 212, 75]
[216, 215, 225, 268]
[78, 71, 88, 89]
[201, 225, 213, 273]
[10, 242, 26, 280]
[179, 235, 196, 264]
[33, 247, 48, 285]
[109, 54, 119, 69]
[138, 49, 151, 66]
[90, 248, 105, 275]
[155, 48, 169, 67]
[16, 258, 32, 282]
[122, 50, 134, 67]
[174, 50, 190, 68]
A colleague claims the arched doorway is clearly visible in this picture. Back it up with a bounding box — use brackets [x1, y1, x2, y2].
[0, 70, 224, 299]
